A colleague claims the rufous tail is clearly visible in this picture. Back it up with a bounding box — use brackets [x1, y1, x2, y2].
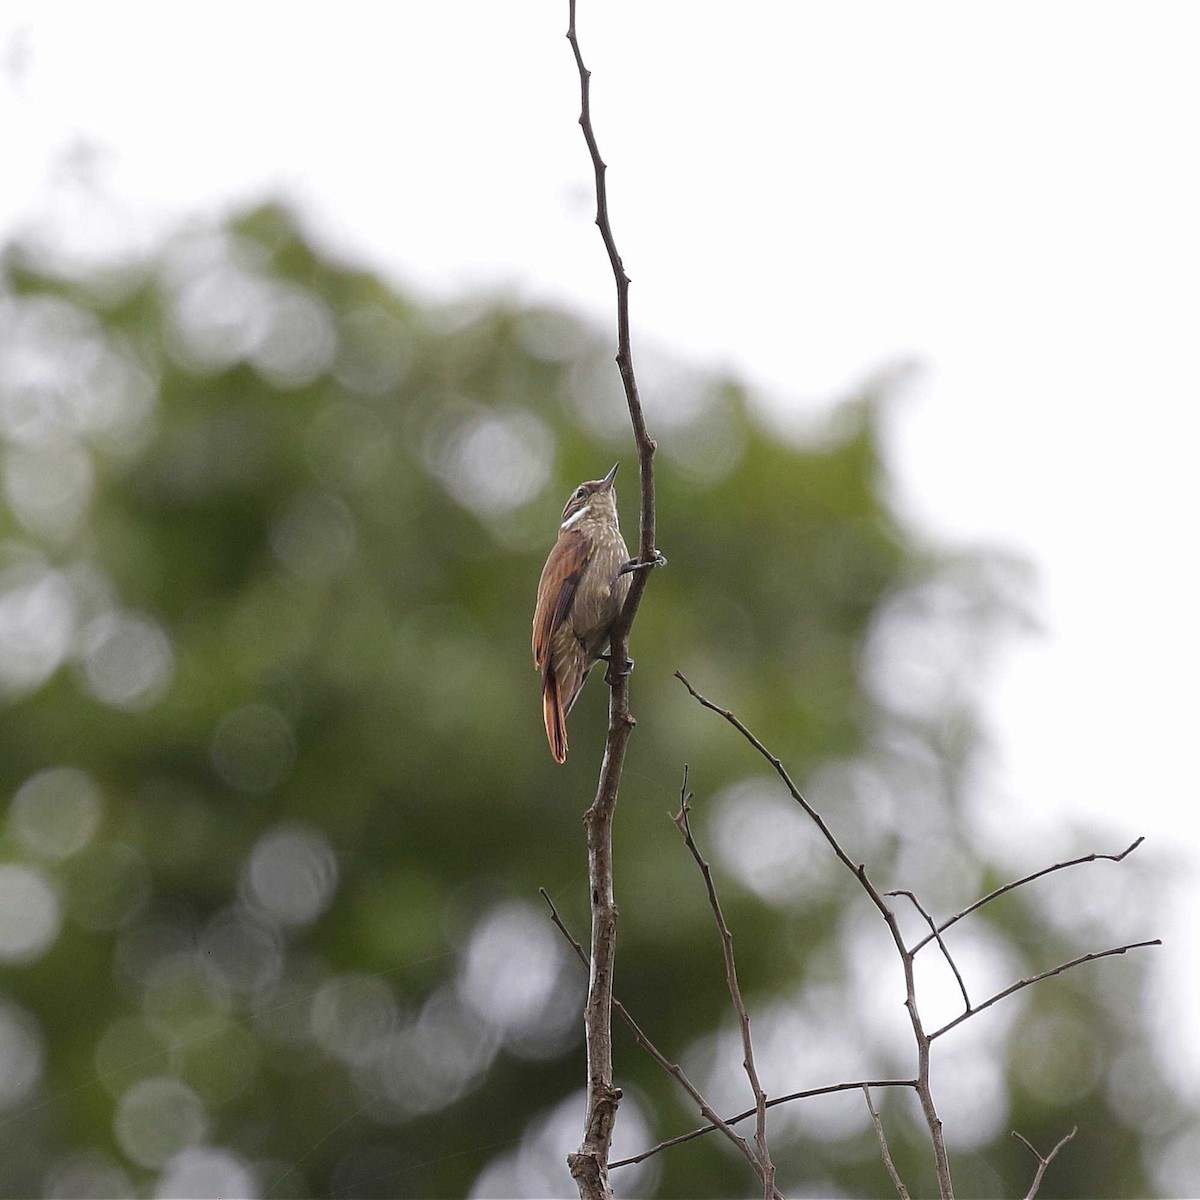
[542, 672, 568, 763]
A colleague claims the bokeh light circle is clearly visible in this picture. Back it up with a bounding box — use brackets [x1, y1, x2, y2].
[243, 822, 339, 927]
[211, 704, 295, 793]
[155, 1145, 258, 1200]
[0, 863, 62, 963]
[114, 1076, 207, 1169]
[0, 999, 44, 1110]
[79, 611, 174, 710]
[198, 906, 284, 998]
[9, 765, 103, 861]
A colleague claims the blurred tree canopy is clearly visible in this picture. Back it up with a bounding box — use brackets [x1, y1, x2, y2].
[0, 204, 1184, 1198]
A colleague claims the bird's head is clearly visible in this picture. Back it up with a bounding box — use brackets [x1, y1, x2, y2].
[559, 463, 620, 531]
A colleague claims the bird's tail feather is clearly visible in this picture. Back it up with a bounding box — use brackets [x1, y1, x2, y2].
[543, 672, 568, 764]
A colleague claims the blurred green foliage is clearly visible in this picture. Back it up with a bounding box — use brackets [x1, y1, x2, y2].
[0, 205, 1181, 1198]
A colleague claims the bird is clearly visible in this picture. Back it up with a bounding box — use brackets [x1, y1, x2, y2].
[532, 463, 631, 763]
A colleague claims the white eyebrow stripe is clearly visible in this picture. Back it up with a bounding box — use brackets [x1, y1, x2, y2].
[560, 504, 590, 531]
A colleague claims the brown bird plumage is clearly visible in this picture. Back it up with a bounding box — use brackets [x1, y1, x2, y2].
[532, 464, 630, 763]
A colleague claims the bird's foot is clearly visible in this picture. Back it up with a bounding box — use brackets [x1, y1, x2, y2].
[618, 549, 668, 577]
[598, 652, 634, 680]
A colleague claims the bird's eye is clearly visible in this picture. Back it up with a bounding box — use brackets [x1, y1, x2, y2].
[575, 487, 586, 499]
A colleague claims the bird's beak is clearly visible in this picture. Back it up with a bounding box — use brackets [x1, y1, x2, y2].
[601, 463, 619, 491]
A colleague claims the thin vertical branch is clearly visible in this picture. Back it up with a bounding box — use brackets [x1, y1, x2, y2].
[863, 1085, 911, 1200]
[565, 5, 658, 569]
[674, 769, 777, 1198]
[564, 3, 664, 1197]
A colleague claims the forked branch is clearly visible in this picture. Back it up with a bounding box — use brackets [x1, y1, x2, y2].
[888, 888, 971, 1011]
[676, 671, 1159, 1200]
[674, 671, 954, 1197]
[1014, 1127, 1078, 1200]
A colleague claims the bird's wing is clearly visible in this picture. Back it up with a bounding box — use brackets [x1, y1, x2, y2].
[532, 529, 593, 675]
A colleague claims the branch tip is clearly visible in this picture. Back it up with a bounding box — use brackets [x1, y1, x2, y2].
[1013, 1125, 1078, 1200]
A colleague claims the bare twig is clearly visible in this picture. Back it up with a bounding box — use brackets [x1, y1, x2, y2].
[888, 889, 971, 1011]
[863, 1085, 911, 1200]
[674, 768, 777, 1199]
[563, 3, 665, 1196]
[540, 889, 784, 1199]
[1013, 1126, 1077, 1200]
[929, 939, 1161, 1040]
[674, 673, 1166, 1195]
[910, 839, 1145, 956]
[675, 673, 860, 881]
[610, 1078, 918, 1169]
[565, 0, 659, 584]
[675, 671, 956, 1198]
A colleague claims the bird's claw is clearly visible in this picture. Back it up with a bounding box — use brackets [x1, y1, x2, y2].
[618, 550, 668, 577]
[598, 652, 635, 679]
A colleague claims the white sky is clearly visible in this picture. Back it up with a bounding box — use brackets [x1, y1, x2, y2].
[3, 0, 1198, 1115]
